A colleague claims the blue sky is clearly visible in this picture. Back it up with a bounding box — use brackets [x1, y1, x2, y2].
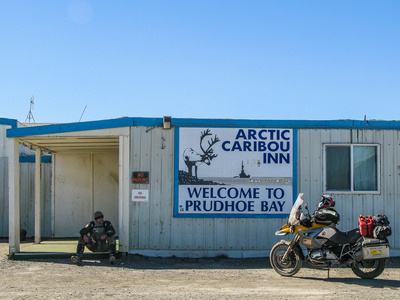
[1, 1, 400, 123]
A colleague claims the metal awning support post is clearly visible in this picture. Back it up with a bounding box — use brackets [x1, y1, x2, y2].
[34, 147, 42, 244]
[8, 138, 20, 254]
[118, 135, 130, 253]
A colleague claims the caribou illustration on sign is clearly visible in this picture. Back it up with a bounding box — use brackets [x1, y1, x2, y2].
[183, 129, 220, 178]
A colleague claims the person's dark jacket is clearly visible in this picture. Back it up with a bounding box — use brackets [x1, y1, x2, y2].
[79, 220, 115, 238]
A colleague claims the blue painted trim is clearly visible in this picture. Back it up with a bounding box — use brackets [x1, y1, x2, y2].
[174, 213, 289, 218]
[132, 117, 163, 127]
[0, 118, 18, 127]
[171, 118, 400, 130]
[7, 117, 134, 138]
[19, 156, 52, 163]
[7, 117, 400, 139]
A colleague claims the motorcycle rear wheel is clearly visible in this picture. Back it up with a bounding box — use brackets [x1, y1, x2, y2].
[351, 259, 386, 279]
[270, 241, 303, 277]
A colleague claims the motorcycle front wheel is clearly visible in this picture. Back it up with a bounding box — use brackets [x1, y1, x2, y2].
[351, 259, 386, 279]
[270, 240, 303, 276]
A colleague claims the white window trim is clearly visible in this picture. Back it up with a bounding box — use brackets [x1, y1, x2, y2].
[323, 143, 380, 195]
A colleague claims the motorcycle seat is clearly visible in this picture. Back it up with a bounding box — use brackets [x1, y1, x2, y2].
[330, 228, 361, 245]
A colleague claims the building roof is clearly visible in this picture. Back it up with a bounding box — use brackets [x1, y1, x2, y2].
[6, 116, 400, 153]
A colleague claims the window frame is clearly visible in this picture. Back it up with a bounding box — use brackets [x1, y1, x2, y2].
[323, 143, 380, 194]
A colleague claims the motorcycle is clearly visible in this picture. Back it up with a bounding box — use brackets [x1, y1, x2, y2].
[270, 193, 391, 279]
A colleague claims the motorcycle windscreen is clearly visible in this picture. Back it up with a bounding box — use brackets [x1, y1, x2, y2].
[288, 193, 304, 226]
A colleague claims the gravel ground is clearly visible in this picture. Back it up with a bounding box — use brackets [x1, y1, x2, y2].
[0, 240, 400, 299]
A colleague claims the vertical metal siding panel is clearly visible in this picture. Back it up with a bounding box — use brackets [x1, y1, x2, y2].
[0, 126, 7, 157]
[130, 127, 142, 249]
[184, 217, 194, 250]
[248, 219, 258, 251]
[171, 218, 186, 250]
[20, 163, 34, 237]
[136, 127, 152, 249]
[0, 127, 6, 236]
[160, 129, 174, 250]
[204, 220, 214, 250]
[266, 219, 284, 248]
[377, 131, 388, 214]
[382, 130, 397, 248]
[256, 219, 268, 250]
[235, 219, 247, 250]
[193, 219, 205, 250]
[42, 163, 52, 237]
[310, 130, 323, 203]
[226, 219, 237, 250]
[168, 131, 188, 251]
[395, 131, 400, 250]
[243, 219, 251, 251]
[215, 219, 227, 250]
[0, 158, 8, 236]
[253, 220, 262, 250]
[149, 129, 162, 250]
[298, 129, 311, 199]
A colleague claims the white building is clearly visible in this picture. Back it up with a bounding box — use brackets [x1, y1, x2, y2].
[3, 117, 400, 257]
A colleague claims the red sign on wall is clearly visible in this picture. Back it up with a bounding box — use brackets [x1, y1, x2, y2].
[132, 171, 149, 184]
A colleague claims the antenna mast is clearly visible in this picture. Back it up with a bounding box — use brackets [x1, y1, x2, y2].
[25, 96, 36, 123]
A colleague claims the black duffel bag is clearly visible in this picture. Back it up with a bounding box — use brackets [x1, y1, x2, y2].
[372, 214, 392, 239]
[373, 225, 392, 239]
[373, 214, 390, 226]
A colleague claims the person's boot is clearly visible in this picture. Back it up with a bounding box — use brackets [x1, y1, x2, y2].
[71, 243, 85, 264]
[71, 254, 82, 264]
[109, 244, 117, 264]
[109, 254, 116, 265]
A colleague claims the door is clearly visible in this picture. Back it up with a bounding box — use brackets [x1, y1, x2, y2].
[54, 152, 119, 237]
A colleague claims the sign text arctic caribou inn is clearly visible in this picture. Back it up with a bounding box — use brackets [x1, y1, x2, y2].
[176, 127, 294, 217]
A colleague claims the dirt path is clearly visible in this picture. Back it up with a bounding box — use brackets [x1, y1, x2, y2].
[0, 241, 399, 299]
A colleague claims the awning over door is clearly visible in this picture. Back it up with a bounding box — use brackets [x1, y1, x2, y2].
[6, 118, 133, 255]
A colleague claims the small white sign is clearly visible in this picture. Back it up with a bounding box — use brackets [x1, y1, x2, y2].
[132, 189, 149, 202]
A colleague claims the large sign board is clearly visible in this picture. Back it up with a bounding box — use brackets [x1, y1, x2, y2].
[175, 127, 296, 217]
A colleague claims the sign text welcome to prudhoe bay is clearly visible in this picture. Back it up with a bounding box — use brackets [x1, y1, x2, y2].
[177, 128, 293, 216]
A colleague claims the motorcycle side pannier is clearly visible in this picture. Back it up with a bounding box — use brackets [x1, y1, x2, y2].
[314, 208, 340, 225]
[362, 237, 390, 260]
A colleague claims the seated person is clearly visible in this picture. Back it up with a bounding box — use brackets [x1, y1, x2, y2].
[71, 211, 117, 264]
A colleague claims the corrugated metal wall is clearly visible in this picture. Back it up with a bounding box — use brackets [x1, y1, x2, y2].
[298, 129, 399, 250]
[19, 162, 52, 238]
[0, 158, 52, 238]
[0, 125, 8, 157]
[129, 127, 285, 256]
[129, 127, 400, 255]
[0, 157, 9, 237]
[1, 123, 52, 238]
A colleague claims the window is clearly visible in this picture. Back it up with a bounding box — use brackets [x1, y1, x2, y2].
[324, 144, 379, 193]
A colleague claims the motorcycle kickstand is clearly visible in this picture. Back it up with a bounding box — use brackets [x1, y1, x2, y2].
[322, 267, 330, 279]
